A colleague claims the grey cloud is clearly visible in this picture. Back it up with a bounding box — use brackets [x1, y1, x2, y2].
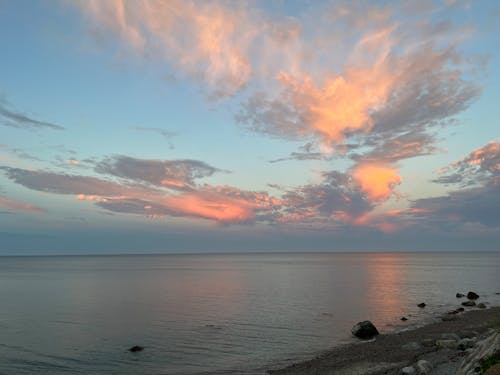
[279, 171, 372, 223]
[132, 127, 177, 140]
[132, 127, 178, 149]
[352, 131, 438, 163]
[1, 167, 129, 196]
[95, 156, 221, 190]
[411, 177, 500, 228]
[0, 97, 65, 131]
[433, 141, 499, 186]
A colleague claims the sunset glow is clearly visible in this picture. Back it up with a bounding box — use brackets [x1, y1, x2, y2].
[0, 0, 499, 253]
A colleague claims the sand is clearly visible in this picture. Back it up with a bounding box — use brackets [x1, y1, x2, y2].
[268, 306, 500, 375]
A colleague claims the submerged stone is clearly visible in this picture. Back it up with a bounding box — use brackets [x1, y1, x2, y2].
[129, 345, 144, 352]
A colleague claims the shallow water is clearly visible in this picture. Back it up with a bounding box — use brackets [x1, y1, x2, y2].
[0, 252, 499, 374]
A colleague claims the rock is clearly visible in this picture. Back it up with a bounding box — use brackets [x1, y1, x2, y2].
[477, 302, 487, 309]
[401, 316, 408, 321]
[417, 302, 426, 308]
[422, 338, 435, 347]
[401, 366, 417, 375]
[462, 300, 476, 307]
[458, 331, 476, 339]
[441, 333, 460, 341]
[436, 339, 457, 349]
[467, 291, 479, 300]
[128, 345, 144, 352]
[456, 292, 465, 298]
[458, 338, 475, 351]
[457, 307, 465, 312]
[351, 320, 379, 339]
[416, 360, 433, 374]
[484, 363, 500, 375]
[402, 341, 421, 351]
[447, 309, 459, 314]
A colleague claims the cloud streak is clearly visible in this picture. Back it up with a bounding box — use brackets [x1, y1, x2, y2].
[0, 97, 64, 131]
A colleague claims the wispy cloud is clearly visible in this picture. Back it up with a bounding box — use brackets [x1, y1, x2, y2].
[131, 127, 177, 148]
[0, 96, 64, 131]
[76, 0, 301, 98]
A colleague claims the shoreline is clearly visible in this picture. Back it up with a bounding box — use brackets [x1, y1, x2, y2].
[268, 306, 500, 375]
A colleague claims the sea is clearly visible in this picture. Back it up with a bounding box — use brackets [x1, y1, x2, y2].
[0, 252, 499, 375]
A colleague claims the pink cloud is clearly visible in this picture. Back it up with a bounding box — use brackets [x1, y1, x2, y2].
[0, 196, 46, 214]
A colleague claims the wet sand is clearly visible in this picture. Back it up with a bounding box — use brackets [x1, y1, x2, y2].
[268, 306, 500, 375]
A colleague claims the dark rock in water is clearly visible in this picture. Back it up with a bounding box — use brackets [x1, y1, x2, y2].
[401, 316, 408, 321]
[447, 309, 459, 315]
[462, 300, 476, 307]
[456, 293, 465, 298]
[417, 303, 426, 308]
[457, 307, 465, 312]
[477, 303, 487, 309]
[467, 291, 479, 300]
[351, 320, 379, 339]
[129, 345, 144, 352]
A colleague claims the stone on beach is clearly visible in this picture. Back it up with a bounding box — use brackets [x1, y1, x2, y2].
[401, 366, 416, 375]
[478, 302, 487, 309]
[417, 302, 426, 308]
[458, 338, 475, 351]
[351, 320, 379, 339]
[441, 333, 460, 341]
[416, 360, 433, 374]
[462, 300, 476, 307]
[402, 341, 421, 351]
[436, 339, 458, 349]
[422, 338, 435, 347]
[467, 291, 480, 300]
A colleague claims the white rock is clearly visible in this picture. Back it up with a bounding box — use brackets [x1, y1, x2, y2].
[401, 366, 417, 375]
[416, 359, 433, 374]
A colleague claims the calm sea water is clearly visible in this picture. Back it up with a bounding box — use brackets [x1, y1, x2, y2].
[0, 252, 499, 374]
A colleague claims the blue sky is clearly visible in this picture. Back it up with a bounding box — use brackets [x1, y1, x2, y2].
[0, 0, 499, 254]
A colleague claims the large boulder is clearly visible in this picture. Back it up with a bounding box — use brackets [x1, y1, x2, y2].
[351, 320, 379, 339]
[467, 291, 479, 300]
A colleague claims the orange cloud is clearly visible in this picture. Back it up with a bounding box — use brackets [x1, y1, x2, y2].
[164, 193, 256, 224]
[352, 163, 401, 202]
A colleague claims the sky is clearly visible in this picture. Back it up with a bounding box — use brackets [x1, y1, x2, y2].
[0, 0, 499, 254]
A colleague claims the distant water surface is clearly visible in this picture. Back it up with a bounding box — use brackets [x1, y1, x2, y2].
[0, 252, 499, 374]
